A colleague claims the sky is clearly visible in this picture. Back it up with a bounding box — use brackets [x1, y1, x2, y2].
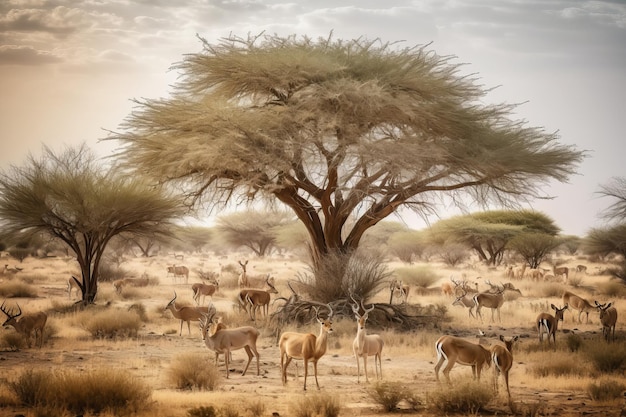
[0, 0, 625, 237]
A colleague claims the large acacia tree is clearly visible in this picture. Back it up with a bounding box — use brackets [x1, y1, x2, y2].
[111, 33, 584, 271]
[0, 145, 184, 303]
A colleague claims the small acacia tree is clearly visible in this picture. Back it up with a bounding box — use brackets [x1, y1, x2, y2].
[215, 210, 293, 256]
[0, 145, 184, 303]
[110, 33, 584, 284]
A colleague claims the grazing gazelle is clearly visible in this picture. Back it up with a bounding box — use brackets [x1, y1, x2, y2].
[191, 278, 220, 305]
[491, 335, 519, 399]
[536, 304, 568, 349]
[0, 301, 47, 348]
[434, 335, 492, 383]
[279, 304, 334, 390]
[350, 296, 384, 383]
[594, 301, 618, 342]
[562, 291, 594, 323]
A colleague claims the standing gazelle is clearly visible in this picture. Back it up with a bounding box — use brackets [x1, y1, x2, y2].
[434, 335, 492, 383]
[491, 335, 519, 399]
[562, 291, 594, 323]
[350, 296, 384, 383]
[164, 292, 206, 336]
[536, 304, 568, 349]
[279, 305, 334, 390]
[0, 301, 47, 348]
[473, 287, 505, 323]
[594, 301, 618, 342]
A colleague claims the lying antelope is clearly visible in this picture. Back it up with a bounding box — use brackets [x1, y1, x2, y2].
[434, 335, 492, 383]
[1, 301, 47, 348]
[164, 292, 206, 336]
[562, 291, 594, 323]
[473, 287, 505, 323]
[192, 278, 220, 305]
[350, 296, 384, 383]
[199, 304, 260, 378]
[536, 304, 568, 348]
[491, 335, 519, 399]
[279, 304, 334, 390]
[594, 301, 618, 342]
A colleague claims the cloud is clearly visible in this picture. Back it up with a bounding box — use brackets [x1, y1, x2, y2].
[0, 45, 62, 65]
[0, 6, 89, 37]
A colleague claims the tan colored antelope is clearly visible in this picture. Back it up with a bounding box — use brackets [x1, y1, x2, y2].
[389, 279, 409, 304]
[199, 305, 260, 378]
[552, 265, 569, 282]
[350, 296, 384, 383]
[452, 291, 476, 318]
[279, 304, 334, 390]
[441, 281, 455, 297]
[1, 301, 47, 348]
[473, 287, 505, 322]
[238, 277, 279, 321]
[67, 275, 82, 299]
[491, 335, 519, 399]
[594, 301, 618, 342]
[562, 290, 594, 323]
[191, 278, 220, 305]
[237, 260, 274, 289]
[434, 335, 492, 383]
[575, 264, 587, 275]
[167, 265, 189, 284]
[164, 292, 206, 336]
[536, 304, 568, 348]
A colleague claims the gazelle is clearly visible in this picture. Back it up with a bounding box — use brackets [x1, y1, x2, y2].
[164, 292, 206, 336]
[0, 301, 47, 348]
[452, 291, 476, 318]
[552, 265, 569, 282]
[536, 304, 568, 348]
[434, 335, 492, 383]
[199, 305, 260, 378]
[594, 301, 618, 342]
[238, 277, 279, 321]
[279, 304, 334, 390]
[167, 265, 189, 283]
[238, 260, 274, 289]
[192, 278, 220, 305]
[350, 296, 384, 383]
[67, 275, 82, 299]
[562, 291, 594, 323]
[491, 335, 519, 399]
[473, 287, 505, 323]
[389, 279, 409, 304]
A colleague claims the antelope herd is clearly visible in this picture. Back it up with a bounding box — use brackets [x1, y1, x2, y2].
[0, 255, 620, 402]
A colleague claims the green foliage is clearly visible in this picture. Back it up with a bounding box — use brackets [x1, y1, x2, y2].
[8, 368, 151, 414]
[584, 342, 626, 373]
[368, 381, 408, 412]
[587, 378, 626, 401]
[393, 265, 439, 288]
[507, 232, 560, 268]
[427, 380, 493, 414]
[289, 393, 341, 417]
[167, 353, 221, 391]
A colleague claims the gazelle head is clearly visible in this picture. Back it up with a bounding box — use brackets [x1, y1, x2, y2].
[265, 275, 279, 294]
[165, 292, 178, 310]
[199, 304, 219, 340]
[350, 294, 375, 328]
[552, 303, 568, 321]
[0, 300, 22, 327]
[314, 304, 334, 334]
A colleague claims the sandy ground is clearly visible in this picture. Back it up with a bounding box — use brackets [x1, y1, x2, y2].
[0, 254, 625, 417]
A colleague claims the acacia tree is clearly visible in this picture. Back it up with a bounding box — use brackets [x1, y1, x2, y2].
[110, 33, 584, 274]
[215, 210, 293, 256]
[0, 145, 184, 303]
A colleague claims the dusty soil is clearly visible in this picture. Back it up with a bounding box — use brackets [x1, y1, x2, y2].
[0, 254, 625, 417]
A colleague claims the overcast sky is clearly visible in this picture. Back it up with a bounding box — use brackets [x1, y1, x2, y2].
[1, 0, 624, 236]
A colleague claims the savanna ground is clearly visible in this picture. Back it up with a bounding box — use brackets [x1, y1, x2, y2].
[0, 251, 625, 417]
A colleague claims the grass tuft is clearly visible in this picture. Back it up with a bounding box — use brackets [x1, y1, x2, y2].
[167, 353, 221, 391]
[584, 342, 626, 373]
[368, 381, 408, 412]
[427, 380, 493, 414]
[289, 393, 342, 417]
[80, 309, 141, 338]
[587, 378, 626, 401]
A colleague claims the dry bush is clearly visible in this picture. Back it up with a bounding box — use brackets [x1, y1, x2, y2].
[595, 280, 626, 298]
[584, 342, 626, 373]
[167, 353, 221, 391]
[11, 272, 47, 285]
[289, 393, 341, 417]
[427, 379, 493, 414]
[7, 368, 151, 414]
[368, 381, 409, 411]
[539, 282, 566, 298]
[78, 308, 141, 338]
[529, 354, 590, 377]
[0, 331, 27, 351]
[0, 281, 38, 297]
[587, 378, 626, 401]
[187, 405, 218, 417]
[393, 265, 440, 289]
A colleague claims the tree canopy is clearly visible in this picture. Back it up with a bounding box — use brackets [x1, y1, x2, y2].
[110, 33, 584, 268]
[0, 144, 184, 303]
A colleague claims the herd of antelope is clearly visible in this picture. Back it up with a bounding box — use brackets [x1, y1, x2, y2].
[1, 257, 619, 398]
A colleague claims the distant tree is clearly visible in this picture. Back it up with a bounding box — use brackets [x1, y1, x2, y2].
[428, 210, 560, 266]
[557, 235, 583, 255]
[436, 242, 470, 267]
[598, 177, 626, 222]
[273, 221, 309, 255]
[361, 221, 409, 252]
[387, 230, 428, 263]
[0, 145, 184, 303]
[507, 232, 560, 268]
[215, 210, 293, 257]
[175, 226, 213, 253]
[111, 33, 584, 284]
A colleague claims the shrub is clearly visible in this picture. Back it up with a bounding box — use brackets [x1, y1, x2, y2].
[427, 380, 493, 414]
[0, 281, 38, 298]
[596, 280, 626, 298]
[566, 333, 583, 352]
[368, 381, 407, 412]
[587, 378, 626, 401]
[540, 282, 565, 298]
[81, 309, 141, 338]
[167, 353, 221, 391]
[187, 406, 218, 417]
[97, 263, 129, 283]
[8, 368, 151, 414]
[0, 331, 27, 351]
[393, 265, 439, 289]
[289, 393, 342, 417]
[584, 342, 626, 373]
[530, 356, 589, 377]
